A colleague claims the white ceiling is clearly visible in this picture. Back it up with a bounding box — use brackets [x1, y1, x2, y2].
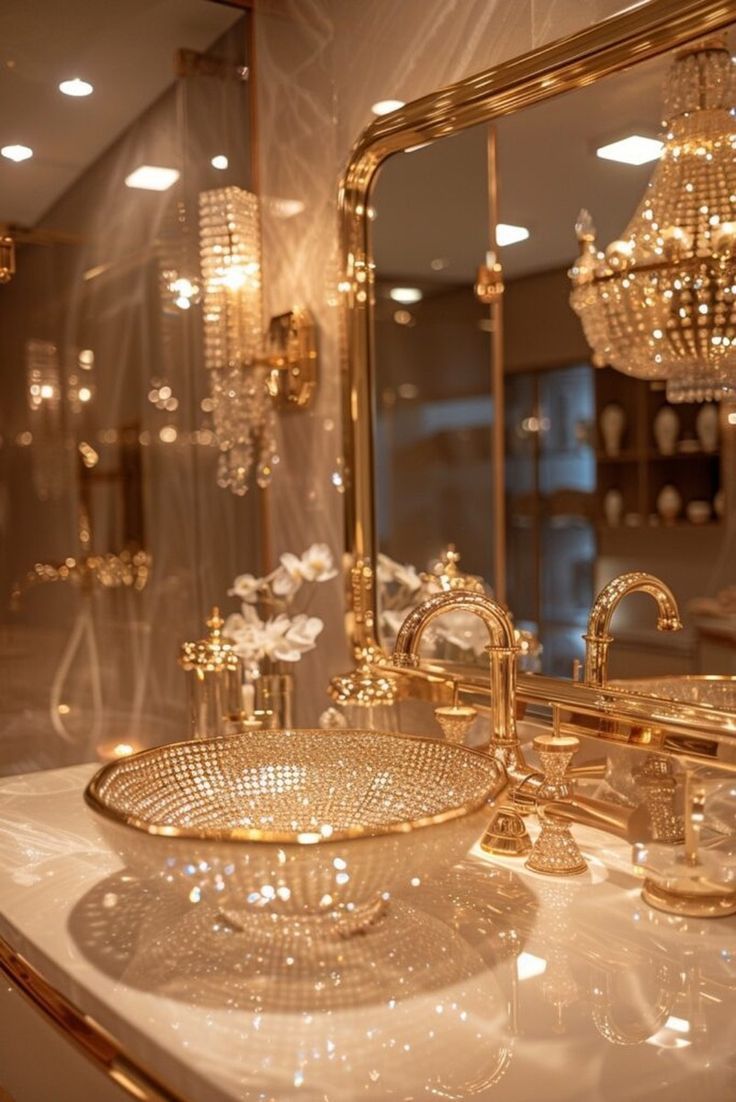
[0, 0, 242, 226]
[371, 48, 678, 284]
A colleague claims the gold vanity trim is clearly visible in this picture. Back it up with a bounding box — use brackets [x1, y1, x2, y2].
[339, 0, 736, 647]
[0, 936, 187, 1102]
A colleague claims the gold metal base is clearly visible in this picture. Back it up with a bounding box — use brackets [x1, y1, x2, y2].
[642, 878, 736, 918]
[525, 817, 588, 877]
[481, 806, 532, 857]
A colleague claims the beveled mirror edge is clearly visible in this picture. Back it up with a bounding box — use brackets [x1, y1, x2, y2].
[337, 0, 736, 755]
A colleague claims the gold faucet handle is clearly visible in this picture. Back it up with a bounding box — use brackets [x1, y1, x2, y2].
[434, 704, 477, 745]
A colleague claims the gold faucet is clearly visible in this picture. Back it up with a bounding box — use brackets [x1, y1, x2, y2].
[393, 590, 527, 775]
[583, 572, 682, 688]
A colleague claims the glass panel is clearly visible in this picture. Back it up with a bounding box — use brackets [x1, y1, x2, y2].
[0, 5, 259, 774]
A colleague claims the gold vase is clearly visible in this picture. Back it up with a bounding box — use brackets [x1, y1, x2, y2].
[254, 668, 294, 728]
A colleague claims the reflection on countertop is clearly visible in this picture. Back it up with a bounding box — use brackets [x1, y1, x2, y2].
[0, 763, 735, 1101]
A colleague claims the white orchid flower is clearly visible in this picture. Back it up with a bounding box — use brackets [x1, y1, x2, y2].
[377, 552, 421, 592]
[257, 614, 323, 662]
[286, 614, 324, 648]
[299, 543, 337, 583]
[228, 573, 262, 603]
[271, 553, 304, 598]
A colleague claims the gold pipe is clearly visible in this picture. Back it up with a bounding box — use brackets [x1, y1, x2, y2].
[540, 793, 644, 843]
[486, 126, 506, 605]
[583, 572, 682, 687]
[393, 590, 525, 772]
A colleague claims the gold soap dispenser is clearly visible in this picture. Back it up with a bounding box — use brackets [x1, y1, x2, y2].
[179, 607, 244, 739]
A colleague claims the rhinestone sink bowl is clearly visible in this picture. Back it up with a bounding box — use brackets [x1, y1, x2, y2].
[85, 728, 504, 934]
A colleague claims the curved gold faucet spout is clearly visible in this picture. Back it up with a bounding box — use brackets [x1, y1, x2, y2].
[583, 571, 682, 687]
[393, 590, 524, 772]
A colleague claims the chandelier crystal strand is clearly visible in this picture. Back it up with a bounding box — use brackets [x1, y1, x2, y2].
[199, 186, 276, 494]
[570, 38, 736, 402]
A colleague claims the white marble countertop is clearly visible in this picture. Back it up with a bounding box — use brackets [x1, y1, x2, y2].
[1, 763, 735, 1101]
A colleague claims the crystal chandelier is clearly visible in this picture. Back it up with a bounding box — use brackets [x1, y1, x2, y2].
[570, 37, 736, 403]
[198, 186, 277, 494]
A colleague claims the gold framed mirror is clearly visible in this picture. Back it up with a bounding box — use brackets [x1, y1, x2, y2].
[338, 0, 736, 764]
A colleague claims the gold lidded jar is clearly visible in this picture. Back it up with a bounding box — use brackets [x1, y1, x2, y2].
[179, 607, 243, 739]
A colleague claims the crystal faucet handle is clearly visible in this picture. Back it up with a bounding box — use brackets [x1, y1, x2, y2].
[526, 734, 588, 877]
[533, 733, 580, 802]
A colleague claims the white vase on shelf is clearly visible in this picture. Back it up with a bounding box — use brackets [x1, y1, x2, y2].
[657, 484, 682, 525]
[696, 403, 719, 453]
[600, 403, 625, 457]
[686, 500, 711, 525]
[653, 405, 679, 455]
[603, 488, 624, 527]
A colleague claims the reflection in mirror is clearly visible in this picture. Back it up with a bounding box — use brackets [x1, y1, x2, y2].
[371, 31, 736, 680]
[0, 2, 261, 775]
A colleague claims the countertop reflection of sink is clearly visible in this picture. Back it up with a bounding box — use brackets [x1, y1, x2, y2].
[613, 675, 736, 712]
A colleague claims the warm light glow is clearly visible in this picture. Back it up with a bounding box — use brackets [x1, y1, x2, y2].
[78, 349, 94, 368]
[59, 78, 93, 97]
[125, 165, 180, 191]
[113, 743, 135, 757]
[596, 135, 663, 165]
[159, 425, 178, 443]
[1, 144, 33, 162]
[517, 952, 547, 981]
[496, 223, 530, 247]
[728, 411, 736, 425]
[390, 286, 422, 304]
[78, 386, 92, 402]
[211, 154, 229, 170]
[40, 384, 55, 399]
[268, 197, 305, 219]
[371, 99, 405, 116]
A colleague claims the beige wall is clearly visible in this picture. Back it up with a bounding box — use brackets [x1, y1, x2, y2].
[253, 0, 630, 720]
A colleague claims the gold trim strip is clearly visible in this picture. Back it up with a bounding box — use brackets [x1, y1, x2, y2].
[339, 0, 736, 650]
[0, 938, 188, 1102]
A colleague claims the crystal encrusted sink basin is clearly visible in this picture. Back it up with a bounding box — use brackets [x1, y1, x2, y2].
[85, 728, 504, 934]
[614, 675, 736, 712]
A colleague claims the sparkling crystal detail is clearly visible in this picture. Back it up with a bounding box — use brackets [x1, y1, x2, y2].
[199, 187, 278, 493]
[570, 39, 736, 401]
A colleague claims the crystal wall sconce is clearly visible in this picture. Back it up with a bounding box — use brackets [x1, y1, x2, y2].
[199, 186, 318, 495]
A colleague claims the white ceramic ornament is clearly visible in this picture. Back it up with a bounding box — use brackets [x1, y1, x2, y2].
[657, 483, 682, 524]
[600, 403, 626, 457]
[653, 405, 679, 455]
[695, 403, 718, 453]
[603, 488, 624, 527]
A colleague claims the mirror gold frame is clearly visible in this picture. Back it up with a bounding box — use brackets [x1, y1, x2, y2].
[337, 0, 736, 766]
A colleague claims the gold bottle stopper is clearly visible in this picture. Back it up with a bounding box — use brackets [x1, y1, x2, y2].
[179, 607, 242, 673]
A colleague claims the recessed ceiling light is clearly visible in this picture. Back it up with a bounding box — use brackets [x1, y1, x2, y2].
[267, 197, 305, 219]
[211, 154, 228, 170]
[371, 99, 405, 117]
[1, 144, 33, 162]
[124, 165, 180, 191]
[496, 223, 530, 247]
[596, 135, 663, 165]
[390, 286, 423, 304]
[59, 78, 93, 97]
